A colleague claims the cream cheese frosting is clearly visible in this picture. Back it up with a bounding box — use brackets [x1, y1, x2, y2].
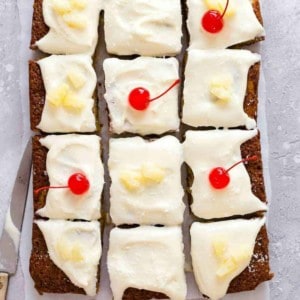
[187, 0, 265, 49]
[183, 130, 267, 219]
[104, 57, 180, 135]
[182, 49, 260, 129]
[104, 0, 182, 56]
[36, 0, 102, 54]
[36, 134, 104, 220]
[36, 220, 101, 296]
[37, 55, 97, 133]
[191, 218, 266, 300]
[108, 136, 184, 225]
[108, 226, 187, 300]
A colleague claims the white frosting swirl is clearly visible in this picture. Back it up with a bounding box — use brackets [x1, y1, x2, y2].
[187, 0, 265, 49]
[37, 134, 104, 220]
[37, 55, 97, 133]
[36, 0, 102, 54]
[104, 57, 180, 135]
[104, 0, 182, 56]
[183, 129, 267, 219]
[108, 136, 185, 225]
[108, 226, 187, 300]
[182, 49, 260, 129]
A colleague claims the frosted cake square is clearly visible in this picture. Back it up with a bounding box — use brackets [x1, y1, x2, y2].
[104, 57, 180, 135]
[108, 136, 184, 226]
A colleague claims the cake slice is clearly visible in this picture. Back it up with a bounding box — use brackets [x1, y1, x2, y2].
[104, 57, 180, 135]
[108, 136, 185, 226]
[29, 55, 98, 133]
[107, 226, 187, 300]
[183, 129, 267, 219]
[187, 0, 264, 49]
[30, 0, 102, 54]
[190, 218, 273, 299]
[104, 0, 182, 56]
[182, 49, 261, 129]
[30, 220, 101, 296]
[32, 134, 104, 220]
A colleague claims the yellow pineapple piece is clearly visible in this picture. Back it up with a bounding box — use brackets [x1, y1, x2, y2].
[67, 70, 86, 90]
[232, 245, 252, 264]
[210, 75, 233, 104]
[48, 83, 85, 110]
[120, 170, 143, 192]
[70, 0, 87, 10]
[216, 257, 238, 278]
[204, 0, 236, 17]
[52, 0, 72, 15]
[212, 238, 228, 259]
[48, 83, 70, 107]
[141, 163, 165, 184]
[57, 241, 84, 262]
[216, 244, 252, 278]
[70, 245, 84, 262]
[63, 93, 85, 111]
[63, 13, 87, 29]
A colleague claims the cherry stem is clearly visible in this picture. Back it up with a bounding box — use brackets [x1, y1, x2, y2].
[149, 79, 180, 102]
[225, 155, 257, 173]
[34, 185, 69, 195]
[221, 0, 229, 18]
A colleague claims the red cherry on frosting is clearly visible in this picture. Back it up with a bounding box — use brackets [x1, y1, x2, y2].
[34, 173, 90, 196]
[128, 88, 151, 111]
[202, 10, 224, 34]
[201, 0, 229, 34]
[68, 173, 90, 195]
[209, 167, 230, 189]
[128, 79, 180, 111]
[209, 155, 257, 189]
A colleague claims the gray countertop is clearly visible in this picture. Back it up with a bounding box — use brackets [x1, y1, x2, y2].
[261, 0, 300, 298]
[0, 0, 299, 299]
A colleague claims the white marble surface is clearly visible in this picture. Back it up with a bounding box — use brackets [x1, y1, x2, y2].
[0, 0, 299, 299]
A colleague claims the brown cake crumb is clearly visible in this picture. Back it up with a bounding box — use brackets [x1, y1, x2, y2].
[123, 288, 168, 300]
[29, 61, 45, 131]
[245, 63, 260, 121]
[30, 0, 49, 49]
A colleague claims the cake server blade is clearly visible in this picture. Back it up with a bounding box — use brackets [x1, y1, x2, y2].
[0, 139, 32, 276]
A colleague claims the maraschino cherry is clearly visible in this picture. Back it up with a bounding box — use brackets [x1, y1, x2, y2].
[34, 173, 90, 196]
[128, 79, 180, 111]
[209, 155, 257, 189]
[202, 0, 229, 34]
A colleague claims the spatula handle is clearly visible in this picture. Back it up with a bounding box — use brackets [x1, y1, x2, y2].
[0, 273, 8, 300]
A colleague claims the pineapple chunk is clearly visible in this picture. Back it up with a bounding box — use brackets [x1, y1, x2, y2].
[48, 83, 70, 107]
[204, 0, 236, 17]
[70, 0, 87, 10]
[216, 257, 237, 278]
[210, 75, 233, 103]
[232, 245, 252, 264]
[70, 246, 84, 262]
[47, 83, 85, 110]
[57, 241, 84, 262]
[215, 244, 252, 278]
[52, 0, 72, 15]
[67, 70, 86, 90]
[141, 163, 165, 184]
[212, 238, 228, 259]
[63, 13, 87, 29]
[63, 93, 85, 111]
[120, 170, 143, 192]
